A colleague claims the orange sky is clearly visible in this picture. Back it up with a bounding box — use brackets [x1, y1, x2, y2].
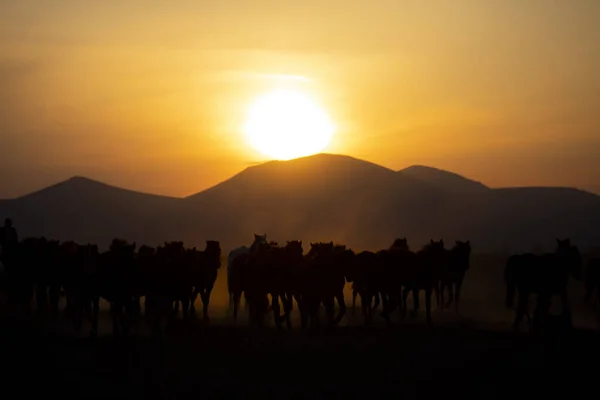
[1, 1, 599, 198]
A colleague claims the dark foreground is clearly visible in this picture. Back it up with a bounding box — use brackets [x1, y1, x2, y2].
[1, 316, 600, 399]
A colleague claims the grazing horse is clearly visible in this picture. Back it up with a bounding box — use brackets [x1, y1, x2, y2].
[440, 241, 471, 312]
[505, 239, 582, 332]
[227, 233, 267, 304]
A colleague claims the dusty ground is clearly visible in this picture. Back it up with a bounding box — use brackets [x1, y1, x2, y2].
[1, 316, 599, 399]
[1, 255, 600, 399]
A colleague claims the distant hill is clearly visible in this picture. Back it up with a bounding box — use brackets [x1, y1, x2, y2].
[1, 153, 599, 253]
[0, 176, 182, 246]
[398, 165, 489, 193]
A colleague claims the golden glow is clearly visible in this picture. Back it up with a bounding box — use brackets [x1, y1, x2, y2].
[243, 89, 335, 160]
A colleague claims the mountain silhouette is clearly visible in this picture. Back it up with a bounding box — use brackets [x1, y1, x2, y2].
[1, 153, 599, 253]
[398, 165, 489, 193]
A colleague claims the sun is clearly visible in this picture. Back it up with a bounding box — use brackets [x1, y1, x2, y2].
[243, 89, 335, 160]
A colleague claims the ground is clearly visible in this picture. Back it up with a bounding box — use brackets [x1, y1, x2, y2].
[1, 316, 599, 399]
[1, 257, 600, 399]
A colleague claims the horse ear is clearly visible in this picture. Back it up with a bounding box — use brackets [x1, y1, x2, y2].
[466, 240, 470, 245]
[299, 241, 302, 246]
[430, 239, 434, 244]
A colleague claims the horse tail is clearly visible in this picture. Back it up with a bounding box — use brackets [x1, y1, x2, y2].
[504, 258, 516, 309]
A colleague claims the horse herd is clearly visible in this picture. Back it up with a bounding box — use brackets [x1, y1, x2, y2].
[0, 233, 599, 337]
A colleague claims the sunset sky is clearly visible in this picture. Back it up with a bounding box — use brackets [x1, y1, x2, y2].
[1, 1, 599, 198]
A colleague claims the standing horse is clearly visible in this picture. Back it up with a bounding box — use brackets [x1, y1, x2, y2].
[505, 239, 582, 332]
[400, 240, 446, 325]
[227, 233, 267, 309]
[189, 240, 222, 321]
[440, 241, 471, 312]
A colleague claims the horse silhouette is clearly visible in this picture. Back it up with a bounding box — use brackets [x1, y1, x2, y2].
[189, 240, 222, 321]
[505, 239, 582, 332]
[227, 233, 267, 306]
[440, 241, 471, 312]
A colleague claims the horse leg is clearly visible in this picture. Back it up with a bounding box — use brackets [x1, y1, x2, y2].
[90, 296, 99, 338]
[401, 287, 410, 320]
[271, 294, 283, 330]
[190, 288, 199, 313]
[201, 285, 214, 322]
[333, 290, 347, 325]
[295, 294, 308, 331]
[110, 303, 121, 337]
[454, 278, 463, 313]
[513, 290, 528, 331]
[181, 295, 190, 319]
[443, 281, 452, 309]
[49, 284, 60, 319]
[323, 296, 335, 327]
[373, 292, 381, 310]
[380, 292, 393, 328]
[73, 292, 83, 333]
[559, 290, 573, 329]
[352, 286, 358, 311]
[233, 291, 242, 321]
[362, 291, 372, 325]
[434, 283, 441, 311]
[425, 287, 433, 325]
[244, 292, 250, 312]
[173, 300, 180, 316]
[122, 301, 132, 336]
[360, 290, 369, 317]
[532, 294, 551, 333]
[283, 293, 293, 330]
[410, 287, 420, 318]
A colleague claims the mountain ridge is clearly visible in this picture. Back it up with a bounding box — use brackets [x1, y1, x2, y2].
[3, 153, 597, 200]
[1, 153, 598, 253]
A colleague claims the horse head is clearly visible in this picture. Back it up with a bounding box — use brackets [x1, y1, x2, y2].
[455, 240, 471, 254]
[285, 240, 304, 258]
[205, 240, 222, 257]
[254, 233, 267, 243]
[391, 237, 409, 251]
[138, 245, 156, 258]
[556, 239, 582, 281]
[427, 239, 445, 251]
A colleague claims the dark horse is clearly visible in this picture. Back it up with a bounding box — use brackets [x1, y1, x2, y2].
[440, 241, 471, 312]
[189, 240, 222, 321]
[505, 239, 582, 331]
